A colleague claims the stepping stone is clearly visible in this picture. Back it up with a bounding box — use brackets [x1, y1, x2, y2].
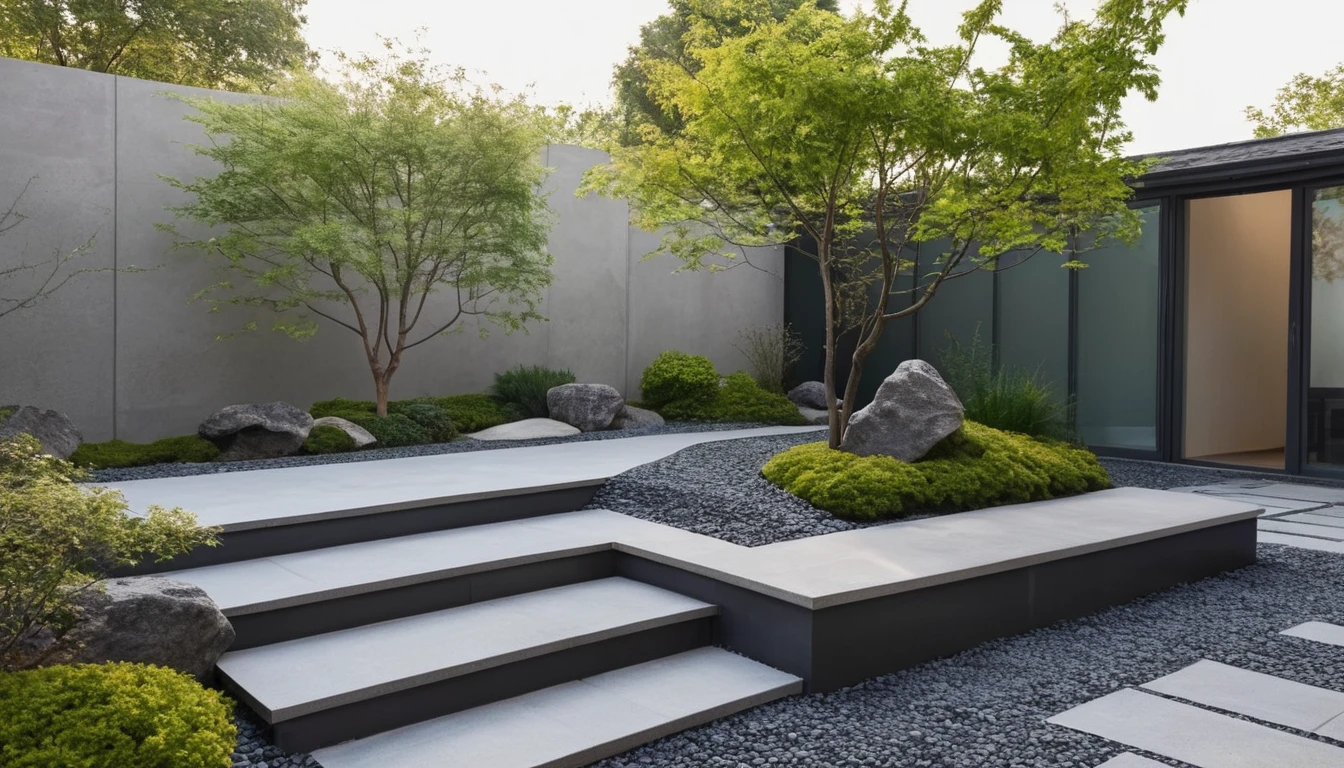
[1096, 754, 1170, 768]
[1259, 532, 1344, 553]
[1141, 660, 1344, 734]
[1283, 622, 1344, 649]
[1259, 520, 1344, 541]
[1048, 688, 1344, 767]
[311, 647, 802, 768]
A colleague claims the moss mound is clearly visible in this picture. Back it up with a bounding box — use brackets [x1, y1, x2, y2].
[71, 435, 220, 469]
[414, 394, 517, 433]
[762, 421, 1110, 521]
[663, 372, 808, 426]
[303, 425, 357, 454]
[0, 662, 236, 768]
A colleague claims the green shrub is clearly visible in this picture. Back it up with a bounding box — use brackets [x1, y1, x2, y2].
[762, 421, 1110, 521]
[0, 662, 236, 768]
[0, 406, 15, 423]
[309, 397, 376, 419]
[733, 324, 805, 394]
[415, 394, 517, 433]
[491, 365, 577, 418]
[70, 436, 220, 469]
[344, 413, 429, 448]
[662, 372, 808, 426]
[0, 436, 217, 669]
[303, 425, 356, 454]
[939, 332, 1072, 441]
[389, 402, 458, 443]
[640, 351, 720, 408]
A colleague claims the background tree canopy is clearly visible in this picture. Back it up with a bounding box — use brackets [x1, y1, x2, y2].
[0, 0, 313, 91]
[1247, 63, 1344, 138]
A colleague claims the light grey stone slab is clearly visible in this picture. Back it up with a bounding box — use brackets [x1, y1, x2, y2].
[1259, 532, 1344, 553]
[1233, 484, 1344, 505]
[1194, 492, 1328, 516]
[1296, 507, 1344, 520]
[1259, 520, 1344, 541]
[100, 426, 824, 531]
[216, 578, 716, 722]
[468, 418, 580, 441]
[1281, 512, 1344, 529]
[1048, 688, 1344, 767]
[1095, 754, 1170, 768]
[311, 647, 802, 768]
[1141, 660, 1344, 732]
[1282, 621, 1344, 648]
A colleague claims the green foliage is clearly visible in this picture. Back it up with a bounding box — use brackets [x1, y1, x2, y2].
[762, 422, 1110, 521]
[302, 425, 356, 455]
[343, 413, 429, 449]
[0, 436, 217, 669]
[1247, 63, 1344, 137]
[664, 372, 808, 425]
[0, 406, 14, 423]
[309, 398, 376, 419]
[0, 0, 312, 91]
[1, 178, 109, 323]
[0, 662, 236, 767]
[388, 402, 458, 443]
[640, 351, 720, 408]
[415, 395, 517, 433]
[938, 333, 1072, 441]
[164, 42, 555, 413]
[490, 365, 578, 419]
[70, 436, 220, 469]
[734, 323, 804, 393]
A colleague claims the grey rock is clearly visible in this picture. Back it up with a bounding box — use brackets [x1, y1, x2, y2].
[798, 406, 829, 426]
[199, 402, 313, 461]
[311, 416, 376, 448]
[0, 406, 82, 459]
[787, 381, 828, 410]
[610, 404, 665, 430]
[840, 359, 964, 462]
[468, 418, 581, 441]
[53, 577, 234, 681]
[546, 383, 624, 432]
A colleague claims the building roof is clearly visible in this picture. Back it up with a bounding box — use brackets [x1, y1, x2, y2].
[1132, 127, 1344, 192]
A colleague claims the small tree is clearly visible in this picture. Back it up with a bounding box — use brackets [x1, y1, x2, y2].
[0, 177, 105, 322]
[1247, 63, 1344, 138]
[165, 45, 555, 416]
[585, 0, 1185, 448]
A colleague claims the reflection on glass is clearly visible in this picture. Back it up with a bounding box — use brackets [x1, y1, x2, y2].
[1308, 186, 1344, 466]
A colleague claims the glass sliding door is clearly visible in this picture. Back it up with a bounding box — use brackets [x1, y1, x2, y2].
[1307, 185, 1344, 468]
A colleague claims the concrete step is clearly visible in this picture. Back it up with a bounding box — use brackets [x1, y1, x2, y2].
[217, 577, 718, 752]
[310, 647, 803, 768]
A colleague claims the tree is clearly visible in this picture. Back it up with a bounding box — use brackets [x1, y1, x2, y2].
[611, 0, 839, 144]
[164, 44, 555, 416]
[585, 0, 1186, 449]
[0, 0, 313, 91]
[1247, 63, 1344, 138]
[0, 177, 104, 321]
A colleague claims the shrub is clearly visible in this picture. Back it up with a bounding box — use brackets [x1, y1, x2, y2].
[309, 397, 376, 419]
[733, 323, 805, 394]
[762, 421, 1109, 521]
[303, 425, 356, 454]
[0, 662, 236, 768]
[389, 402, 458, 443]
[70, 435, 220, 469]
[640, 351, 719, 408]
[415, 394, 517, 433]
[0, 436, 217, 669]
[0, 406, 15, 423]
[938, 332, 1072, 441]
[491, 365, 577, 418]
[663, 372, 809, 426]
[343, 413, 429, 448]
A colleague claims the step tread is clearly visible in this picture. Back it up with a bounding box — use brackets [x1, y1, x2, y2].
[217, 577, 716, 722]
[311, 647, 802, 768]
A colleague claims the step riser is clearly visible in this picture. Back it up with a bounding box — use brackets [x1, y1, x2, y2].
[122, 485, 601, 574]
[258, 617, 716, 753]
[229, 551, 618, 649]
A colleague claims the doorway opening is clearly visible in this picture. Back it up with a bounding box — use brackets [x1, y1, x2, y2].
[1183, 189, 1292, 470]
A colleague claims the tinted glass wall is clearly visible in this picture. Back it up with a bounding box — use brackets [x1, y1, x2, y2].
[1075, 206, 1162, 450]
[1308, 186, 1344, 467]
[997, 250, 1070, 398]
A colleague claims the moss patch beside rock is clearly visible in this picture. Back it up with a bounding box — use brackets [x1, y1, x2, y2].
[70, 436, 220, 469]
[761, 421, 1110, 521]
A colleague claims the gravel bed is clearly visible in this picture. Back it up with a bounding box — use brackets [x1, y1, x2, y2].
[233, 711, 320, 768]
[87, 422, 767, 483]
[594, 542, 1344, 768]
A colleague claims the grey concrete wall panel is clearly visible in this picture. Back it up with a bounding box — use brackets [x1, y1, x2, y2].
[0, 58, 117, 438]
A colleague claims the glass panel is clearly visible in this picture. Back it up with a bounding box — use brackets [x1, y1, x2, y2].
[916, 240, 994, 370]
[997, 250, 1070, 399]
[1076, 205, 1161, 450]
[1309, 186, 1344, 467]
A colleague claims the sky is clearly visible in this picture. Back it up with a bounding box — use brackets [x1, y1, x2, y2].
[303, 0, 1344, 155]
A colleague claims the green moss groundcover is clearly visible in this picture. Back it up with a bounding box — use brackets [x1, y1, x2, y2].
[762, 421, 1110, 521]
[641, 352, 807, 426]
[71, 436, 220, 470]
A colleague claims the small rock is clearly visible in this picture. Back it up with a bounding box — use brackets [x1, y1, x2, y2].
[610, 404, 665, 430]
[0, 406, 82, 459]
[547, 383, 624, 432]
[468, 418, 581, 441]
[787, 381, 829, 410]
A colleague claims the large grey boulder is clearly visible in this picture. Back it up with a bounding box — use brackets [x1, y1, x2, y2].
[312, 416, 377, 448]
[840, 360, 964, 462]
[787, 381, 828, 410]
[199, 401, 313, 461]
[53, 578, 234, 681]
[610, 404, 665, 430]
[546, 383, 624, 432]
[468, 418, 580, 441]
[0, 406, 82, 459]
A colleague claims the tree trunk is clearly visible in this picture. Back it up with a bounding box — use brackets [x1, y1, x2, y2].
[818, 244, 842, 449]
[374, 374, 390, 417]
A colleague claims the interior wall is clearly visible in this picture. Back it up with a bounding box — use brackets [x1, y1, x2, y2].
[1184, 190, 1292, 459]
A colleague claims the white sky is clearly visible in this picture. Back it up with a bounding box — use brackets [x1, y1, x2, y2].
[303, 0, 1344, 155]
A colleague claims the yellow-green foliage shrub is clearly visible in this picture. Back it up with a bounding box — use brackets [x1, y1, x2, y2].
[640, 351, 719, 408]
[0, 662, 236, 768]
[762, 421, 1109, 520]
[662, 372, 808, 426]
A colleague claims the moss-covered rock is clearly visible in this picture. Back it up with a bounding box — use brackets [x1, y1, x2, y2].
[762, 421, 1110, 521]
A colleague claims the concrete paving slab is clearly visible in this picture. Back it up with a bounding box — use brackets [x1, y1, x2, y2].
[1280, 512, 1344, 529]
[1232, 484, 1344, 505]
[311, 648, 801, 768]
[216, 578, 716, 721]
[1095, 754, 1170, 768]
[1282, 621, 1344, 648]
[1141, 660, 1344, 732]
[100, 426, 824, 531]
[1192, 492, 1327, 516]
[1259, 532, 1344, 553]
[1259, 520, 1344, 541]
[1048, 688, 1344, 767]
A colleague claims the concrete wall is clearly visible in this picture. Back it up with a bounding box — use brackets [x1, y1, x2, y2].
[0, 58, 783, 441]
[1184, 190, 1291, 458]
